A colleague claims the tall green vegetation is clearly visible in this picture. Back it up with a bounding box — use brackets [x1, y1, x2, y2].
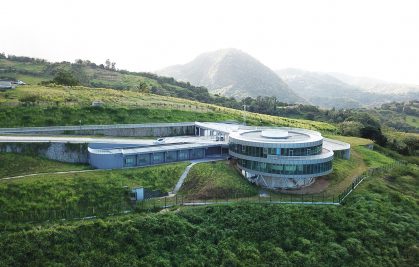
[0, 165, 417, 266]
[50, 69, 80, 86]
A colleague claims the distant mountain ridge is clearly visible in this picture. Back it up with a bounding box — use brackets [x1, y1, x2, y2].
[328, 72, 419, 95]
[157, 48, 303, 103]
[277, 68, 419, 109]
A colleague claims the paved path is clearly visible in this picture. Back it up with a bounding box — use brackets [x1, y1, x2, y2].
[172, 157, 226, 194]
[0, 169, 104, 181]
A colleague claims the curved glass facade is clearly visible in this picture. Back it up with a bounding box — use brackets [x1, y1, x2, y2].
[237, 158, 332, 175]
[229, 143, 322, 158]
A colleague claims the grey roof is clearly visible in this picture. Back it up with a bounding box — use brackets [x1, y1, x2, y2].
[323, 138, 351, 151]
[229, 128, 323, 147]
[88, 142, 225, 155]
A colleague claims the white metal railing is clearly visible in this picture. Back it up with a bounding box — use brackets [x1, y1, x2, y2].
[0, 122, 196, 133]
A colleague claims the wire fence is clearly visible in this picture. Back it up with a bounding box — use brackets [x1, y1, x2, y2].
[138, 161, 406, 210]
[0, 201, 132, 224]
[0, 161, 406, 223]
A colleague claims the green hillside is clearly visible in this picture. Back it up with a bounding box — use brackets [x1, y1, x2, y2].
[0, 55, 418, 267]
[0, 56, 213, 102]
[0, 85, 336, 131]
[0, 162, 417, 266]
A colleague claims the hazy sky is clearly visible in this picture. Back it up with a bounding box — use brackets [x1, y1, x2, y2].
[2, 0, 419, 84]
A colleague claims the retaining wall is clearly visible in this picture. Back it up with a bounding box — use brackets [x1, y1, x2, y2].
[0, 142, 88, 163]
[0, 123, 195, 137]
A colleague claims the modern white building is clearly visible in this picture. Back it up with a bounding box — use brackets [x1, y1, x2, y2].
[228, 128, 349, 189]
[0, 121, 350, 190]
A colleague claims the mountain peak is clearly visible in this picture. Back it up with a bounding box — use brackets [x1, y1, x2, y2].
[156, 49, 302, 103]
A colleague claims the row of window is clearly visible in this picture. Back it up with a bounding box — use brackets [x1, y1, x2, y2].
[124, 149, 205, 167]
[238, 159, 332, 175]
[229, 143, 322, 158]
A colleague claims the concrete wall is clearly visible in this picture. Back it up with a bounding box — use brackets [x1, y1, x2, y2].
[88, 150, 124, 169]
[0, 124, 195, 137]
[333, 148, 351, 160]
[0, 142, 88, 163]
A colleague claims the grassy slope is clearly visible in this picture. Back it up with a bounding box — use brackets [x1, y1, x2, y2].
[405, 115, 419, 128]
[0, 85, 336, 131]
[179, 161, 258, 198]
[0, 153, 90, 178]
[0, 165, 417, 266]
[0, 162, 188, 215]
[321, 135, 395, 195]
[0, 58, 169, 89]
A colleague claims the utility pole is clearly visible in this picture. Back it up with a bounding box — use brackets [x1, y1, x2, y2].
[242, 105, 247, 126]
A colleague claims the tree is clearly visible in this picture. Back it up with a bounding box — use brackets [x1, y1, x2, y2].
[52, 69, 80, 86]
[105, 59, 111, 69]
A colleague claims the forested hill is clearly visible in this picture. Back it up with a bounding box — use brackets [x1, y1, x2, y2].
[0, 54, 214, 103]
[157, 48, 303, 103]
[0, 54, 287, 110]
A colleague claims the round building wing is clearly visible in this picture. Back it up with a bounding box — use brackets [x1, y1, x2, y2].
[228, 128, 334, 189]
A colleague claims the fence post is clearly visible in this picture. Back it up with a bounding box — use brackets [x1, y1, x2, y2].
[164, 197, 167, 208]
[175, 195, 177, 206]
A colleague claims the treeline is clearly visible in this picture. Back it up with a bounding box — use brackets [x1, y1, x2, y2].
[0, 53, 47, 64]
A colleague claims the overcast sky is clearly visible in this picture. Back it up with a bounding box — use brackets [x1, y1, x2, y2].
[1, 0, 418, 84]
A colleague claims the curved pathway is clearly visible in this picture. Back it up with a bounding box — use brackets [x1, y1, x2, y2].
[172, 157, 226, 194]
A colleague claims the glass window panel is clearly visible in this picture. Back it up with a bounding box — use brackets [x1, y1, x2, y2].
[137, 154, 150, 166]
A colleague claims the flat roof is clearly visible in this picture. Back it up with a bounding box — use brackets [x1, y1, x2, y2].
[229, 128, 323, 145]
[88, 142, 225, 155]
[323, 138, 351, 151]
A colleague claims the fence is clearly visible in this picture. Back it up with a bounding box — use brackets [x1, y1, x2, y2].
[0, 161, 405, 224]
[0, 201, 132, 224]
[138, 161, 406, 210]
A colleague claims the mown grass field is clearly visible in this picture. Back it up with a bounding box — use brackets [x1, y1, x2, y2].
[0, 85, 337, 132]
[405, 115, 419, 128]
[0, 162, 188, 218]
[322, 136, 394, 195]
[179, 161, 258, 199]
[0, 153, 90, 178]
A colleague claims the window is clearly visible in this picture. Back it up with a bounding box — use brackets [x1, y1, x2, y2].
[166, 151, 177, 162]
[137, 154, 150, 166]
[124, 156, 136, 167]
[152, 153, 165, 164]
[178, 150, 189, 160]
[190, 148, 204, 159]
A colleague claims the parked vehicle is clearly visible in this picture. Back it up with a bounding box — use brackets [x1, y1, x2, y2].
[154, 138, 165, 144]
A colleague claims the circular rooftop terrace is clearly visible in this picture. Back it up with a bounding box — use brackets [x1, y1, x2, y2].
[229, 128, 323, 147]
